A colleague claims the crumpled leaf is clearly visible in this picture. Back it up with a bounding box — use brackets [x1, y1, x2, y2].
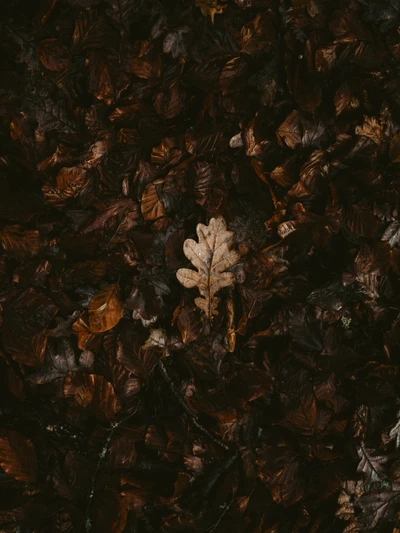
[88, 283, 123, 333]
[176, 217, 239, 319]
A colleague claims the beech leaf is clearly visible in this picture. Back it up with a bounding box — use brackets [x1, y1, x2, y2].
[176, 217, 239, 320]
[88, 283, 123, 333]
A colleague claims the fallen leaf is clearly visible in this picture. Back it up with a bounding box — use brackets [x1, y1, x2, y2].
[176, 217, 240, 320]
[88, 283, 123, 333]
[63, 373, 120, 421]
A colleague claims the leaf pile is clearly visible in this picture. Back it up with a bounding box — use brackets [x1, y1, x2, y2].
[1, 0, 400, 532]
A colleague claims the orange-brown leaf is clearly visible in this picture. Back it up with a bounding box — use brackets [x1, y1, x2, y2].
[88, 283, 123, 333]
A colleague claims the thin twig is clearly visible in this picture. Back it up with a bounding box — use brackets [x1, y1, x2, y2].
[79, 408, 139, 533]
[203, 494, 235, 533]
[157, 360, 230, 451]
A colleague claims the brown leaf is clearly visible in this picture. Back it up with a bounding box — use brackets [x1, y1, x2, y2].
[257, 444, 305, 507]
[176, 217, 239, 319]
[315, 45, 337, 72]
[2, 289, 58, 366]
[336, 480, 365, 528]
[334, 83, 360, 116]
[36, 39, 71, 71]
[329, 9, 371, 43]
[284, 393, 318, 435]
[72, 314, 103, 351]
[0, 226, 43, 259]
[42, 165, 88, 210]
[87, 53, 130, 106]
[238, 366, 273, 401]
[141, 179, 166, 221]
[355, 116, 384, 145]
[389, 132, 400, 163]
[173, 300, 202, 345]
[88, 283, 123, 333]
[72, 9, 113, 50]
[225, 297, 236, 352]
[154, 83, 185, 119]
[195, 0, 227, 24]
[276, 110, 302, 150]
[63, 373, 120, 420]
[346, 205, 378, 238]
[0, 431, 37, 482]
[219, 56, 248, 94]
[107, 436, 137, 469]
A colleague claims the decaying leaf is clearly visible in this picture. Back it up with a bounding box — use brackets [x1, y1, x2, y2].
[176, 217, 239, 320]
[88, 283, 123, 333]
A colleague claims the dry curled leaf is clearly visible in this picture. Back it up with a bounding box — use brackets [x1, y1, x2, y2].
[176, 217, 239, 320]
[88, 283, 123, 333]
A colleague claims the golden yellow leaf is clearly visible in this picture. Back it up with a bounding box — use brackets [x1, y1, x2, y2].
[176, 217, 239, 320]
[88, 283, 123, 333]
[195, 0, 227, 24]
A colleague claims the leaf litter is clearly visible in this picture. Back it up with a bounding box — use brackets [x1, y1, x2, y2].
[1, 0, 400, 532]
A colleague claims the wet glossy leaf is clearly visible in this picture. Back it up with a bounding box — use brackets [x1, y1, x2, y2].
[88, 283, 123, 333]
